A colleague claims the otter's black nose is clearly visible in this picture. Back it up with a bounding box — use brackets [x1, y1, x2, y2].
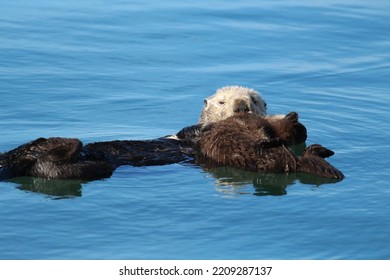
[234, 101, 250, 113]
[234, 107, 250, 113]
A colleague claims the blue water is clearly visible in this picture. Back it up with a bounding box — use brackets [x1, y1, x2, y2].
[1, 0, 389, 260]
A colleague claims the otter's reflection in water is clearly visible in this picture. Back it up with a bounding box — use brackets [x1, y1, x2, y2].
[7, 160, 342, 199]
[9, 177, 83, 199]
[203, 166, 342, 196]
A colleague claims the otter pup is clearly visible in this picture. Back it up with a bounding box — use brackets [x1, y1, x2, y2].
[197, 112, 344, 179]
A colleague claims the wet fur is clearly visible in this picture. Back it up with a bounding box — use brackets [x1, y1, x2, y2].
[0, 85, 343, 181]
[197, 112, 344, 179]
[0, 137, 188, 181]
[0, 138, 114, 180]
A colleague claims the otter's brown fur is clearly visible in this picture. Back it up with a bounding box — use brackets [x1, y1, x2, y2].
[197, 112, 344, 179]
[0, 136, 189, 181]
[0, 85, 343, 181]
[0, 138, 114, 180]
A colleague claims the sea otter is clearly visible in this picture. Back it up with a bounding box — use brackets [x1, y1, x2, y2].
[0, 86, 343, 181]
[196, 112, 344, 179]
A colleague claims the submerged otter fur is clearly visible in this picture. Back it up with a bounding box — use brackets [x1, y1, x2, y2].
[197, 112, 344, 179]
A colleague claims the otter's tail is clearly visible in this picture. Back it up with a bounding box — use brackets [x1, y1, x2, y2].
[297, 144, 344, 180]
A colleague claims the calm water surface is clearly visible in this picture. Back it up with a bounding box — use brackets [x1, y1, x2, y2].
[1, 0, 389, 259]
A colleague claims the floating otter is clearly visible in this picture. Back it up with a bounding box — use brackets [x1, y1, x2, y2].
[196, 112, 344, 179]
[0, 86, 343, 182]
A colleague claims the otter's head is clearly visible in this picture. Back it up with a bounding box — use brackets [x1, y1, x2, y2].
[199, 86, 267, 124]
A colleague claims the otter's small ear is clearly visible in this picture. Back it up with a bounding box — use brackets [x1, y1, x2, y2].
[285, 112, 298, 122]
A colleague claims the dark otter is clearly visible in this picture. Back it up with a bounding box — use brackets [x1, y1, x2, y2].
[196, 112, 344, 179]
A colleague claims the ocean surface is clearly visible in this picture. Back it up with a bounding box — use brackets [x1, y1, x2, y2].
[0, 0, 389, 260]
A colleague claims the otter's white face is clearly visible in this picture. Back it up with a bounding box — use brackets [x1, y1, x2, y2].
[199, 86, 267, 124]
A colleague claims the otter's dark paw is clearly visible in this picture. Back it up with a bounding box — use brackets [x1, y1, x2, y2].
[177, 125, 199, 139]
[176, 124, 209, 142]
[285, 111, 299, 122]
[304, 144, 335, 158]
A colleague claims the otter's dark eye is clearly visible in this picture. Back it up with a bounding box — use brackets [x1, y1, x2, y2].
[264, 102, 267, 108]
[204, 99, 208, 106]
[219, 101, 225, 105]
